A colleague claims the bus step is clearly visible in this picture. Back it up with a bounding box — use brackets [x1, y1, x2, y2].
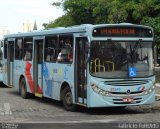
[76, 103, 87, 107]
[35, 92, 42, 98]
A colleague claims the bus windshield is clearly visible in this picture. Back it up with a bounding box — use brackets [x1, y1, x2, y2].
[90, 41, 153, 78]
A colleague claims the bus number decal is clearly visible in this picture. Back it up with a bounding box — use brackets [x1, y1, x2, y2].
[110, 88, 121, 92]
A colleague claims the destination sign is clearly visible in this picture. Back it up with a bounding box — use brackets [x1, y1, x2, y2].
[92, 26, 153, 37]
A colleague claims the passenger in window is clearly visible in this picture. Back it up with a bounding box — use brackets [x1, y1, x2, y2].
[65, 40, 71, 48]
[59, 40, 64, 48]
[46, 49, 54, 61]
[143, 54, 148, 64]
[69, 49, 73, 62]
[46, 55, 50, 61]
[57, 49, 68, 62]
[57, 50, 63, 62]
[46, 49, 51, 61]
[24, 51, 31, 61]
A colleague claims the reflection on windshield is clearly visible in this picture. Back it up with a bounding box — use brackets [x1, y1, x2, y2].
[90, 41, 153, 78]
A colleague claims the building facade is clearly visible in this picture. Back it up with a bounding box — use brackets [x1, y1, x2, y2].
[0, 26, 10, 39]
[23, 20, 37, 32]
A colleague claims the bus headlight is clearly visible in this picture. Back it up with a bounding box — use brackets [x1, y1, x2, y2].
[144, 85, 155, 95]
[91, 83, 109, 96]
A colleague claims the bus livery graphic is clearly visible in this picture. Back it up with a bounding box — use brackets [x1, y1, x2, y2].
[43, 63, 52, 97]
[25, 61, 35, 93]
[137, 86, 145, 91]
[25, 61, 42, 94]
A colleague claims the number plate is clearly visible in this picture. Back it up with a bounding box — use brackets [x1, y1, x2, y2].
[123, 98, 133, 102]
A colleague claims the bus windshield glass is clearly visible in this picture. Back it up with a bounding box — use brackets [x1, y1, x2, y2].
[90, 41, 153, 78]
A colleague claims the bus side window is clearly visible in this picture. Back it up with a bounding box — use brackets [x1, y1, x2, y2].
[15, 38, 23, 60]
[45, 36, 57, 62]
[24, 50, 31, 61]
[46, 49, 55, 62]
[23, 38, 33, 61]
[4, 40, 7, 59]
[57, 35, 73, 63]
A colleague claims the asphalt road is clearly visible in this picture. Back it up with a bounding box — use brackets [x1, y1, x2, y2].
[0, 83, 160, 129]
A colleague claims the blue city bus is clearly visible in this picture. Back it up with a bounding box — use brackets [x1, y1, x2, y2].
[2, 23, 155, 111]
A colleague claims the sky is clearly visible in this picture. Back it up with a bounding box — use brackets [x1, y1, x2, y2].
[0, 0, 64, 33]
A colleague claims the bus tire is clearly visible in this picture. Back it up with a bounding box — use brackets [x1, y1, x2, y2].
[62, 86, 76, 111]
[20, 78, 29, 99]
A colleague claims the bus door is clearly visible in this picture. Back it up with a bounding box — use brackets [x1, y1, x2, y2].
[7, 39, 15, 86]
[75, 37, 88, 105]
[33, 37, 44, 97]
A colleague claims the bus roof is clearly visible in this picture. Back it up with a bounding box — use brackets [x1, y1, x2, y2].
[4, 23, 153, 38]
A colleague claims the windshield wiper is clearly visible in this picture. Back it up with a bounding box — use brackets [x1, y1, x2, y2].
[129, 40, 142, 65]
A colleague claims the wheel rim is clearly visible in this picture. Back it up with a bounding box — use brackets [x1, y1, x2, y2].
[65, 92, 73, 106]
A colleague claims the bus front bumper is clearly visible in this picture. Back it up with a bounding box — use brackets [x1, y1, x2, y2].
[87, 90, 156, 108]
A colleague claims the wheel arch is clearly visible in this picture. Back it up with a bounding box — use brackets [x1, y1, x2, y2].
[19, 74, 31, 99]
[60, 81, 71, 101]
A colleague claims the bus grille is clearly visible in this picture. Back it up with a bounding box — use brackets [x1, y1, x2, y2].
[110, 91, 143, 95]
[104, 80, 149, 86]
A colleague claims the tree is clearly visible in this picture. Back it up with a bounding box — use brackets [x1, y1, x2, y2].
[44, 0, 160, 51]
[46, 0, 160, 25]
[44, 14, 76, 28]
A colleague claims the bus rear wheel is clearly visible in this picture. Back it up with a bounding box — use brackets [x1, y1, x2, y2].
[62, 86, 76, 111]
[20, 78, 29, 99]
